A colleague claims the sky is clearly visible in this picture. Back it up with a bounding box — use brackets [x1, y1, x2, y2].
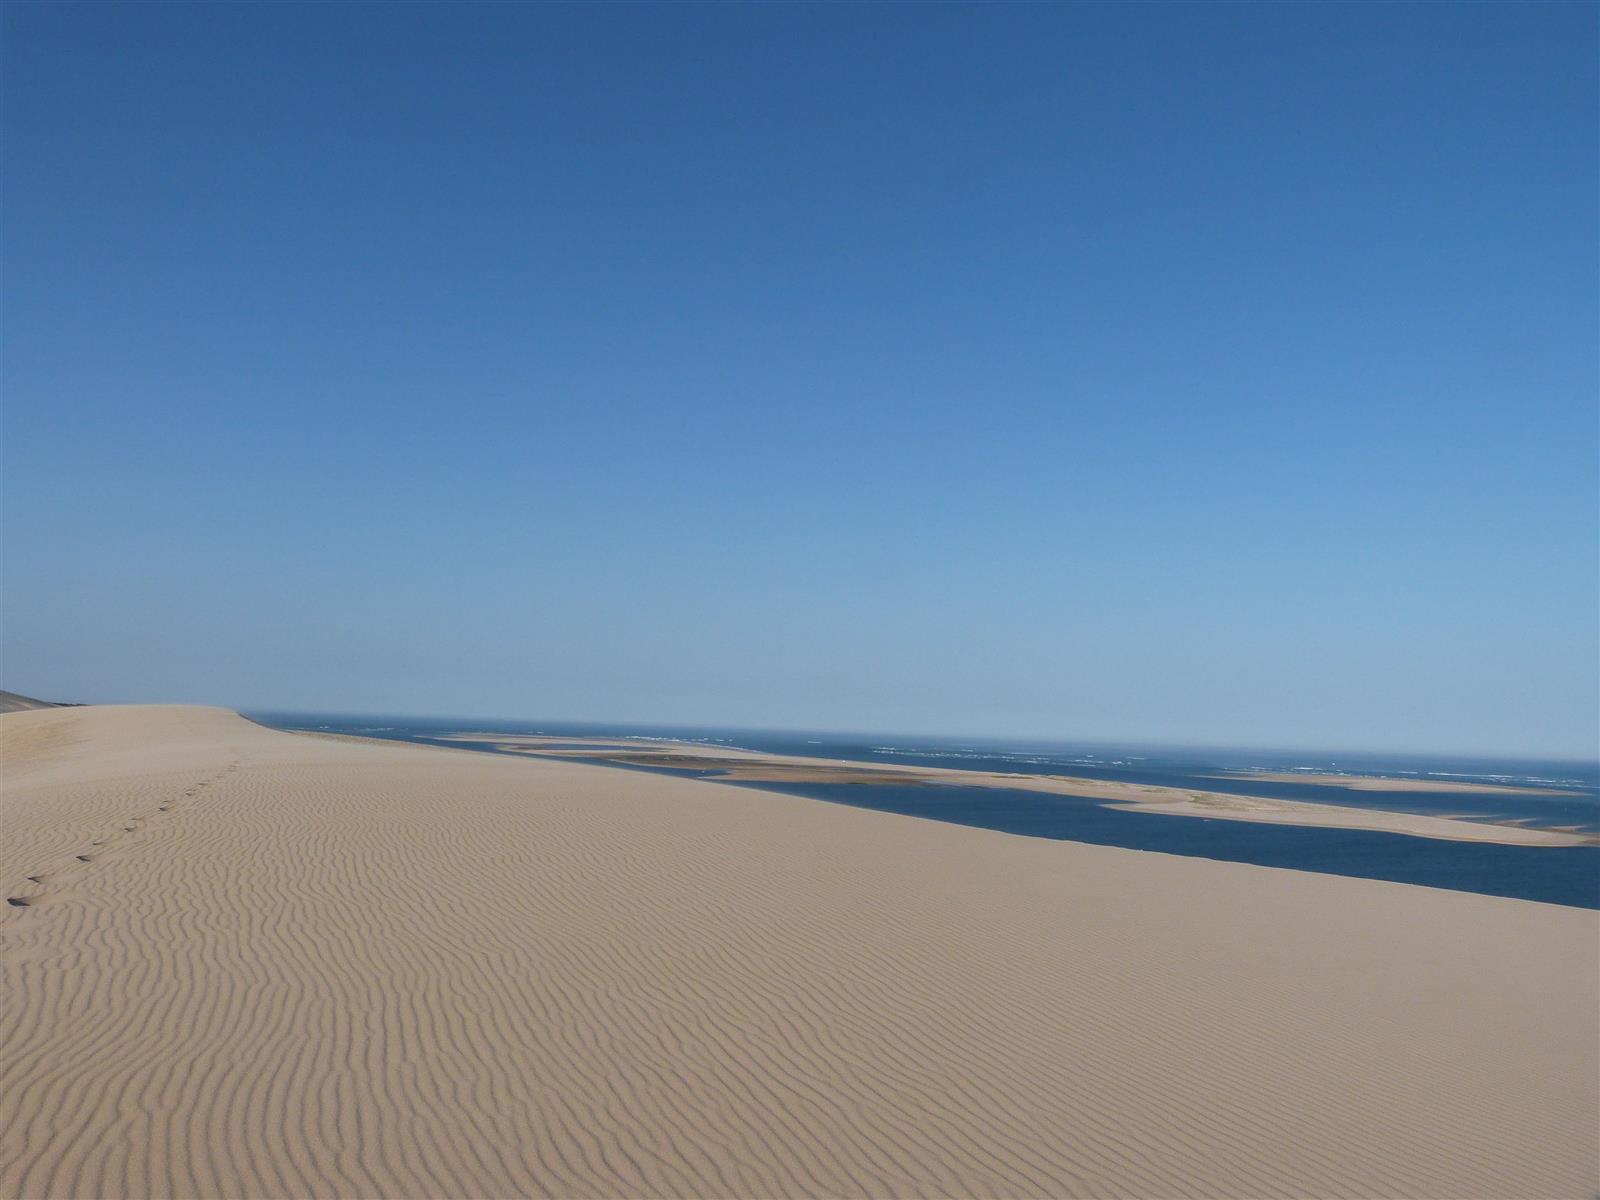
[2, 2, 1595, 757]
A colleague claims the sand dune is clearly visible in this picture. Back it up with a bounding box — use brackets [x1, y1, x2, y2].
[2, 705, 1595, 1199]
[0, 688, 59, 715]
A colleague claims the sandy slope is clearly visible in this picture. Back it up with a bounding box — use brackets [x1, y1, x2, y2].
[0, 689, 58, 715]
[1, 706, 1595, 1200]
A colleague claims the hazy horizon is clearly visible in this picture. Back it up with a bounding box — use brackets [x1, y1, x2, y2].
[4, 3, 1596, 759]
[9, 690, 1587, 766]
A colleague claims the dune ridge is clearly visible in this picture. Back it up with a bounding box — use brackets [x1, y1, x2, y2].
[2, 705, 1596, 1199]
[0, 688, 60, 715]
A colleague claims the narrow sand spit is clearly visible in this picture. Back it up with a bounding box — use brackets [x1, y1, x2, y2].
[2, 706, 1595, 1199]
[1206, 770, 1586, 797]
[447, 735, 1594, 846]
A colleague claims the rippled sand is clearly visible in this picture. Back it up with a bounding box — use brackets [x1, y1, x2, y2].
[3, 705, 1595, 1198]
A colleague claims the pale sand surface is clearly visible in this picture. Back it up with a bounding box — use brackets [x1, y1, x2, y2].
[2, 706, 1596, 1200]
[1211, 770, 1586, 797]
[443, 734, 1594, 846]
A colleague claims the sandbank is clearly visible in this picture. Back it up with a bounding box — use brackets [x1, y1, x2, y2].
[448, 736, 1595, 846]
[1211, 769, 1586, 796]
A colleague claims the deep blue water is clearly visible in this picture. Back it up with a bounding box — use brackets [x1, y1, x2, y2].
[254, 712, 1600, 910]
[727, 781, 1599, 909]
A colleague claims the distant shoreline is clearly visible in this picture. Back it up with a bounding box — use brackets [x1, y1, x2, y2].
[424, 731, 1597, 849]
[1210, 769, 1586, 797]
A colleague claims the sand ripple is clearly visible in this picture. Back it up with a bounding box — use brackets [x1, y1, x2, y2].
[2, 705, 1595, 1198]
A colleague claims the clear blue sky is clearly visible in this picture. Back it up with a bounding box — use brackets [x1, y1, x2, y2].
[3, 2, 1595, 757]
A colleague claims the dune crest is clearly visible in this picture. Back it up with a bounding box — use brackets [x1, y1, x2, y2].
[2, 705, 1595, 1199]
